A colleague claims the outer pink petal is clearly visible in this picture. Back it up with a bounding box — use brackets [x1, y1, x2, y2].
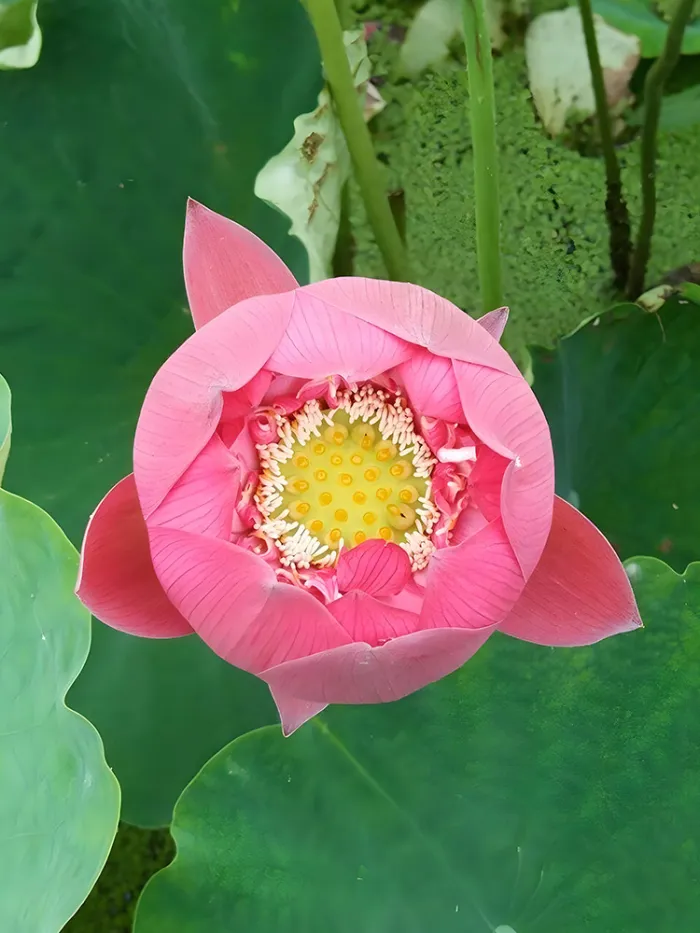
[298, 278, 521, 376]
[476, 307, 509, 342]
[271, 694, 328, 737]
[329, 591, 420, 646]
[148, 433, 239, 539]
[266, 290, 413, 381]
[453, 359, 554, 580]
[76, 474, 192, 637]
[184, 199, 298, 330]
[499, 496, 643, 646]
[134, 290, 294, 518]
[261, 626, 495, 709]
[420, 518, 525, 629]
[394, 348, 464, 422]
[336, 540, 411, 597]
[469, 444, 509, 522]
[147, 526, 352, 673]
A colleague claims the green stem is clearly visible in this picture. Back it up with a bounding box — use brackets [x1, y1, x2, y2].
[305, 0, 411, 282]
[578, 0, 632, 289]
[627, 0, 696, 299]
[461, 0, 503, 315]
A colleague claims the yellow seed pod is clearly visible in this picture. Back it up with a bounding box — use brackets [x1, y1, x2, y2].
[351, 423, 376, 450]
[289, 500, 311, 520]
[389, 460, 412, 480]
[289, 477, 310, 494]
[327, 528, 342, 545]
[375, 440, 397, 462]
[399, 485, 419, 504]
[386, 503, 416, 532]
[324, 423, 348, 445]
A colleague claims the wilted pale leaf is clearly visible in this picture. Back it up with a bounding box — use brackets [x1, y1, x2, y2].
[525, 7, 640, 137]
[254, 29, 384, 282]
[400, 0, 510, 75]
[0, 0, 41, 70]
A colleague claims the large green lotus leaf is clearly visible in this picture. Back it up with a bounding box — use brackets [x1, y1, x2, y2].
[592, 0, 700, 57]
[134, 556, 699, 932]
[532, 294, 700, 572]
[0, 0, 319, 826]
[0, 488, 120, 932]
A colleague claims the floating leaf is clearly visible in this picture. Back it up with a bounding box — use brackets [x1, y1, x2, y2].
[134, 556, 699, 932]
[255, 30, 384, 282]
[592, 0, 700, 57]
[0, 484, 120, 931]
[0, 0, 41, 70]
[0, 0, 320, 827]
[533, 293, 700, 571]
[525, 7, 640, 137]
[628, 83, 700, 129]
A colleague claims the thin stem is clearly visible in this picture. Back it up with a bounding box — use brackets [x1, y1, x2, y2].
[627, 0, 696, 298]
[461, 0, 503, 316]
[305, 0, 411, 282]
[332, 183, 355, 277]
[578, 0, 632, 289]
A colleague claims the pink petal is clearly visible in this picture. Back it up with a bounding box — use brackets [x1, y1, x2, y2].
[267, 290, 413, 381]
[299, 278, 521, 376]
[184, 199, 298, 329]
[336, 540, 411, 597]
[499, 496, 643, 646]
[271, 692, 328, 736]
[469, 444, 510, 522]
[453, 359, 554, 580]
[394, 348, 464, 422]
[147, 433, 239, 539]
[476, 307, 509, 342]
[329, 591, 420, 646]
[218, 370, 274, 448]
[421, 518, 525, 628]
[134, 290, 294, 518]
[76, 474, 192, 637]
[147, 526, 351, 673]
[262, 626, 494, 709]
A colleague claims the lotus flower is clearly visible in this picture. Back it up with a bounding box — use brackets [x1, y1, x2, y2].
[77, 200, 642, 734]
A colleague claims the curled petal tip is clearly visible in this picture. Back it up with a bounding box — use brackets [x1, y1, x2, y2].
[476, 307, 509, 342]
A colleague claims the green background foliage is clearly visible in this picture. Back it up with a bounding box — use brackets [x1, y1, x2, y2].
[533, 294, 700, 572]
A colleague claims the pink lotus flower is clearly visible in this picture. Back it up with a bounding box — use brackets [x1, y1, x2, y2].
[77, 200, 642, 734]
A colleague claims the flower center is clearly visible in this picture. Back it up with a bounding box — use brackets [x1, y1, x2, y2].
[255, 387, 439, 570]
